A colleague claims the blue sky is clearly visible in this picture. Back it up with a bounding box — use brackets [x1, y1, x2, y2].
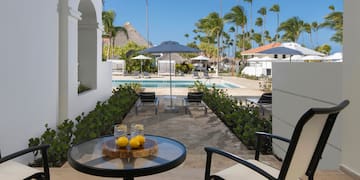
[104, 0, 343, 53]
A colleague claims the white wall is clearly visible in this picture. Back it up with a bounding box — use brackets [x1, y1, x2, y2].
[341, 1, 360, 177]
[0, 0, 59, 160]
[0, 0, 112, 163]
[272, 63, 343, 169]
[60, 0, 112, 121]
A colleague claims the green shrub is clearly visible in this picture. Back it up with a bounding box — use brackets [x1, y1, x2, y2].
[194, 81, 272, 153]
[28, 120, 74, 167]
[28, 84, 138, 167]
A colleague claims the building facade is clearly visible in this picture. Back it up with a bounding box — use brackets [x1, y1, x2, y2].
[0, 0, 112, 161]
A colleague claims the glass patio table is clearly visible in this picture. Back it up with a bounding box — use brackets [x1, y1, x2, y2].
[67, 135, 186, 180]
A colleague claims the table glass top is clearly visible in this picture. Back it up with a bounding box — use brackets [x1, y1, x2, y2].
[69, 135, 186, 170]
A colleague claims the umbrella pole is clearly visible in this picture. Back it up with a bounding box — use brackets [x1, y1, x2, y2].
[169, 53, 173, 108]
[141, 60, 143, 78]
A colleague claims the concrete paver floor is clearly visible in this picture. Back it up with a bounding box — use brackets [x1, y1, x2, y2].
[122, 95, 282, 176]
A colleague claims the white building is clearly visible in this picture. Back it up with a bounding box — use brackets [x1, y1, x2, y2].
[0, 0, 112, 160]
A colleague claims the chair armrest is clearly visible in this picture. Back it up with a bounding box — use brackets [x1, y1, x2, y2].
[0, 144, 50, 163]
[0, 144, 50, 180]
[204, 147, 277, 180]
[255, 132, 290, 160]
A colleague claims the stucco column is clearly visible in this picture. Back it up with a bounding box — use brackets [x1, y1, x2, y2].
[58, 0, 81, 122]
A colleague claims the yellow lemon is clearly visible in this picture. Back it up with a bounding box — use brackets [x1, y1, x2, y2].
[135, 135, 145, 145]
[116, 136, 128, 147]
[129, 138, 140, 149]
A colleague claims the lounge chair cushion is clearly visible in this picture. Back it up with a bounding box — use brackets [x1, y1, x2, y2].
[214, 159, 279, 180]
[186, 92, 203, 103]
[0, 160, 41, 179]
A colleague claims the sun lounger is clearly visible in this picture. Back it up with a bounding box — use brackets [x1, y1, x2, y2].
[135, 92, 159, 115]
[203, 71, 210, 79]
[246, 92, 272, 115]
[143, 71, 151, 78]
[183, 92, 207, 114]
[193, 71, 200, 79]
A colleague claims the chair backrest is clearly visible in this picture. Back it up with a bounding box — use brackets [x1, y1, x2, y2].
[278, 100, 349, 180]
[139, 92, 156, 102]
[187, 92, 203, 103]
[258, 92, 272, 104]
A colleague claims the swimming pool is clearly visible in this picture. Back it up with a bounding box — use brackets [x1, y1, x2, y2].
[112, 80, 240, 88]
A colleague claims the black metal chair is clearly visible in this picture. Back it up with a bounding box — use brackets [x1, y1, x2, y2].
[0, 144, 50, 180]
[183, 92, 207, 114]
[204, 100, 349, 180]
[135, 92, 159, 115]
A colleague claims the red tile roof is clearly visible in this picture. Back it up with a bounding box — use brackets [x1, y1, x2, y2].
[241, 42, 281, 55]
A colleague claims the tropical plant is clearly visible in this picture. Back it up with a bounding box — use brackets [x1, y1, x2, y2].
[195, 12, 224, 75]
[315, 44, 332, 55]
[252, 32, 263, 46]
[102, 10, 128, 59]
[321, 5, 343, 44]
[257, 7, 267, 44]
[311, 21, 320, 46]
[108, 42, 148, 73]
[198, 42, 218, 58]
[184, 33, 189, 42]
[224, 5, 247, 58]
[244, 0, 253, 40]
[277, 16, 305, 42]
[269, 4, 280, 41]
[303, 23, 313, 47]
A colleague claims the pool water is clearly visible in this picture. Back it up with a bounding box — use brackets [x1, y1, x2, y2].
[112, 80, 239, 88]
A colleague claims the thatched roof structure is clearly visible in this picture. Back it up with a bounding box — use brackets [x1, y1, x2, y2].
[113, 22, 151, 47]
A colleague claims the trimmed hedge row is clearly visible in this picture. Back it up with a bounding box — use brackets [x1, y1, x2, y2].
[194, 81, 272, 153]
[28, 85, 138, 167]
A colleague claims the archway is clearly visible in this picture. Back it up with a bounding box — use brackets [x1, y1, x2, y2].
[78, 0, 97, 91]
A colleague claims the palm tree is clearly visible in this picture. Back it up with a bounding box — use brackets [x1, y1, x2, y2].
[224, 5, 247, 59]
[277, 16, 305, 42]
[257, 7, 267, 44]
[264, 30, 272, 43]
[244, 0, 253, 47]
[255, 17, 263, 44]
[184, 33, 189, 42]
[269, 4, 280, 41]
[321, 5, 343, 44]
[243, 0, 253, 33]
[251, 32, 263, 46]
[195, 12, 224, 76]
[229, 26, 236, 57]
[311, 21, 320, 46]
[102, 10, 128, 59]
[303, 23, 312, 46]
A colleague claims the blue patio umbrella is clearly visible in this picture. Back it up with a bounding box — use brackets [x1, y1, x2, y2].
[258, 47, 304, 62]
[141, 41, 200, 111]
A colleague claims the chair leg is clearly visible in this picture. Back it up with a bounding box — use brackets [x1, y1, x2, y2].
[205, 151, 213, 180]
